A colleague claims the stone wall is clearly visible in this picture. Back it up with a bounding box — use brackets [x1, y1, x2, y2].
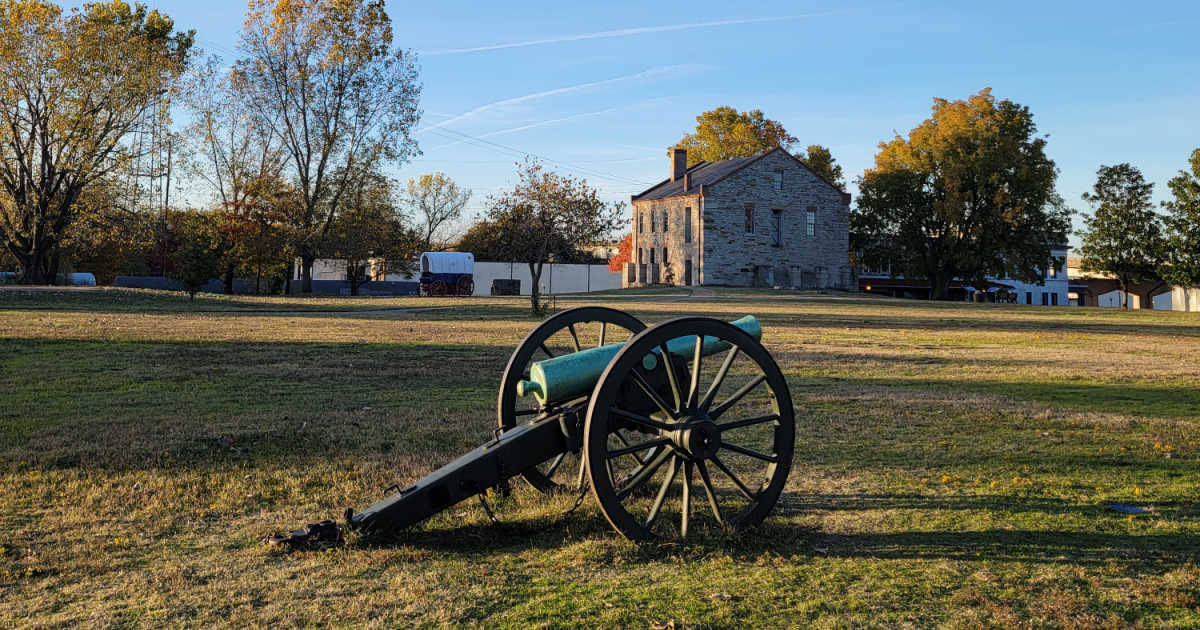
[630, 194, 702, 286]
[701, 150, 850, 288]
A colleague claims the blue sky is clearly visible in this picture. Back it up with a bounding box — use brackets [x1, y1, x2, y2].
[163, 0, 1200, 239]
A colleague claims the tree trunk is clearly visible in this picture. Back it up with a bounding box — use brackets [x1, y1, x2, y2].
[223, 263, 235, 294]
[300, 255, 314, 294]
[930, 272, 951, 301]
[348, 263, 359, 296]
[1120, 277, 1129, 310]
[528, 261, 543, 311]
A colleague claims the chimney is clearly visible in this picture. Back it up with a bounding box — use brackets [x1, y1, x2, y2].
[682, 172, 691, 192]
[671, 149, 687, 181]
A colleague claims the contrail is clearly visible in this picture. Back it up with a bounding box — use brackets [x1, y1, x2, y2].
[426, 98, 675, 151]
[416, 66, 697, 134]
[423, 12, 847, 56]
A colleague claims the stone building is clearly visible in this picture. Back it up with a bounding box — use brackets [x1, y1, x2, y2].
[624, 147, 851, 288]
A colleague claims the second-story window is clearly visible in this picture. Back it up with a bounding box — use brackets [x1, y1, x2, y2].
[638, 209, 644, 234]
[662, 209, 669, 232]
[744, 203, 755, 234]
[649, 209, 656, 233]
[772, 170, 783, 191]
[806, 207, 817, 237]
[684, 208, 692, 243]
[1048, 260, 1058, 279]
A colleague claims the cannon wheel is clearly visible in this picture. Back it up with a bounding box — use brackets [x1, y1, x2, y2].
[583, 317, 795, 540]
[497, 306, 646, 493]
[456, 276, 474, 296]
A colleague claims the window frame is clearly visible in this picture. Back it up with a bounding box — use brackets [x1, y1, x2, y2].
[805, 206, 817, 237]
[770, 208, 782, 247]
[744, 203, 755, 235]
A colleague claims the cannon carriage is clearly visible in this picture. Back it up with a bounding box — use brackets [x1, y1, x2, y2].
[330, 307, 795, 542]
[418, 251, 475, 296]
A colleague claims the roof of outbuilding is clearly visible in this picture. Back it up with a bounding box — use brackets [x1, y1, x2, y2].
[631, 147, 847, 202]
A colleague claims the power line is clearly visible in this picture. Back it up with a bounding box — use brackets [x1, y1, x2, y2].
[425, 127, 653, 188]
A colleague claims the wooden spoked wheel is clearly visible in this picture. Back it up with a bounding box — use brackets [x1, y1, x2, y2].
[456, 276, 474, 296]
[584, 317, 795, 540]
[497, 306, 646, 493]
[430, 280, 447, 296]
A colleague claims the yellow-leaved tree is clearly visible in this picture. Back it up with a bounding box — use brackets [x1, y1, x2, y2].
[0, 0, 193, 283]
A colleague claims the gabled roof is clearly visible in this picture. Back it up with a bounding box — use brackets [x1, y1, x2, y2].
[631, 147, 847, 202]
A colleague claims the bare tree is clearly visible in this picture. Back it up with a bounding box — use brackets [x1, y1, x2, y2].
[181, 54, 286, 292]
[405, 173, 470, 251]
[234, 0, 421, 293]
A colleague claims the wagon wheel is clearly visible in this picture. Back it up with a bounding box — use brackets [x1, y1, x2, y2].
[584, 317, 795, 540]
[497, 306, 646, 493]
[456, 276, 474, 296]
[431, 280, 447, 296]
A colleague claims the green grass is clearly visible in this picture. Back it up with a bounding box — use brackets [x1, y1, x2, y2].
[1, 287, 1199, 628]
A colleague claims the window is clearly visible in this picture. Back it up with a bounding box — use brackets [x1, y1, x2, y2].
[638, 210, 644, 234]
[662, 247, 668, 264]
[637, 248, 643, 264]
[770, 209, 782, 247]
[806, 207, 817, 237]
[744, 203, 754, 234]
[1041, 292, 1048, 306]
[649, 209, 655, 233]
[1048, 260, 1057, 279]
[662, 209, 669, 233]
[684, 207, 692, 243]
[650, 248, 656, 264]
[1051, 293, 1059, 306]
[1026, 292, 1032, 305]
[772, 170, 783, 191]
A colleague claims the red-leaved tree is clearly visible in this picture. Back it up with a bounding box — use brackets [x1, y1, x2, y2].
[608, 233, 632, 272]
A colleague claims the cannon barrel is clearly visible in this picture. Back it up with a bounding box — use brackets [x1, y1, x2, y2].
[517, 315, 761, 406]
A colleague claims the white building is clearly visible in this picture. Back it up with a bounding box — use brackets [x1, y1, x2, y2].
[857, 244, 1070, 305]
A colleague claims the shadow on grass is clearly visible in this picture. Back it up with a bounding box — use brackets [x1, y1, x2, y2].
[351, 491, 1200, 568]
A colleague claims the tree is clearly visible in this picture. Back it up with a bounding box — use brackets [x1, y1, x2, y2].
[608, 233, 632, 272]
[672, 106, 796, 166]
[0, 0, 193, 284]
[59, 178, 155, 284]
[405, 173, 470, 252]
[182, 54, 287, 293]
[1161, 149, 1200, 299]
[799, 145, 844, 188]
[853, 88, 1070, 300]
[454, 219, 509, 261]
[234, 0, 421, 293]
[322, 174, 417, 296]
[168, 211, 222, 300]
[485, 160, 624, 311]
[1078, 163, 1164, 308]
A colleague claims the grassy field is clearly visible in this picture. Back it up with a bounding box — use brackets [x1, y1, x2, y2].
[1, 286, 1199, 629]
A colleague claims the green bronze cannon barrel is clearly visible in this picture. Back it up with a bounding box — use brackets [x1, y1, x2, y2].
[516, 315, 762, 406]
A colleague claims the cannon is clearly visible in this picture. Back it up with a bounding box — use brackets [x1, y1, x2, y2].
[335, 307, 795, 542]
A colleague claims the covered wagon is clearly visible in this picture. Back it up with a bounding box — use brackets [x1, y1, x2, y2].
[418, 251, 474, 296]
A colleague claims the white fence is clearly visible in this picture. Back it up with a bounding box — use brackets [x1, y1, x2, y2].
[388, 261, 621, 296]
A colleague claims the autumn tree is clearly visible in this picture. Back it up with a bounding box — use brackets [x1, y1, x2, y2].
[1078, 163, 1164, 307]
[182, 54, 286, 293]
[853, 88, 1070, 300]
[405, 173, 470, 252]
[168, 211, 222, 300]
[0, 0, 193, 284]
[454, 220, 509, 261]
[800, 145, 845, 188]
[1160, 149, 1200, 301]
[235, 0, 421, 293]
[672, 106, 797, 166]
[59, 178, 154, 284]
[485, 160, 623, 312]
[322, 173, 417, 296]
[608, 233, 632, 272]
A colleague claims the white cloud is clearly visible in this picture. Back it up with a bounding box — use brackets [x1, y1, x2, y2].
[422, 13, 848, 56]
[416, 66, 701, 134]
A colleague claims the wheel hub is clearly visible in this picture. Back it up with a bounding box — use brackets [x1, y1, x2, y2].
[671, 417, 721, 460]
